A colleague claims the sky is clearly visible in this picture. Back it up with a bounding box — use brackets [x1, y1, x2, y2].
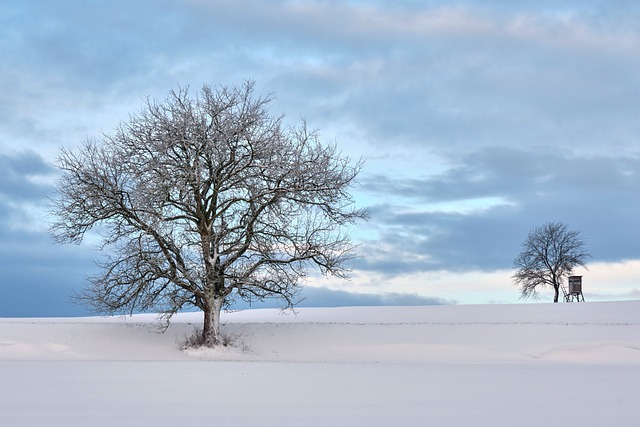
[2, 0, 640, 316]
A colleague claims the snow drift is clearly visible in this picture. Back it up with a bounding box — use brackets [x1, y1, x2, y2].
[1, 301, 639, 426]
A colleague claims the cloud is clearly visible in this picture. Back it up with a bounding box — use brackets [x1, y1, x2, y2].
[266, 4, 640, 158]
[298, 287, 454, 307]
[0, 150, 54, 200]
[587, 289, 640, 301]
[0, 150, 96, 317]
[228, 285, 453, 311]
[355, 147, 640, 275]
[3, 0, 640, 313]
[0, 226, 96, 317]
[0, 150, 58, 234]
[4, 0, 640, 159]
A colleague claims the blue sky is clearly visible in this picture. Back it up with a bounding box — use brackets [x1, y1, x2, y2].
[2, 0, 640, 316]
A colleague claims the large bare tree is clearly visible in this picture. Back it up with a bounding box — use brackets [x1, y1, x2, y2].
[513, 222, 590, 303]
[51, 81, 367, 346]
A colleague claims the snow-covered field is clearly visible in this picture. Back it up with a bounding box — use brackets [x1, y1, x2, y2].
[1, 301, 639, 426]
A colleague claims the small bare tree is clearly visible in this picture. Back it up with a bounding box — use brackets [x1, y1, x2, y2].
[513, 222, 590, 303]
[51, 81, 367, 347]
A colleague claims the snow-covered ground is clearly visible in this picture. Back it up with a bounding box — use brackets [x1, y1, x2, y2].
[1, 301, 639, 426]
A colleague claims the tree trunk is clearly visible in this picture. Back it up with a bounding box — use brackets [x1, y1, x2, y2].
[553, 285, 559, 303]
[202, 297, 224, 347]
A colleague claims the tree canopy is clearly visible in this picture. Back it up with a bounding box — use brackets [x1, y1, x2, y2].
[513, 222, 590, 303]
[51, 81, 367, 346]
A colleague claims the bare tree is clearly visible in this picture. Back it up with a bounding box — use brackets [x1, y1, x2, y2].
[513, 222, 590, 303]
[51, 81, 367, 347]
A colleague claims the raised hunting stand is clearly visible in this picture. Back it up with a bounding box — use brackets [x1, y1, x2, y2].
[563, 276, 585, 302]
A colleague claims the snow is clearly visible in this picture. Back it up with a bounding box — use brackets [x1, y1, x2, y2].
[1, 301, 640, 426]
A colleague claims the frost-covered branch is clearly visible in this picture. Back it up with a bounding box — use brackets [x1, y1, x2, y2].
[51, 81, 367, 346]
